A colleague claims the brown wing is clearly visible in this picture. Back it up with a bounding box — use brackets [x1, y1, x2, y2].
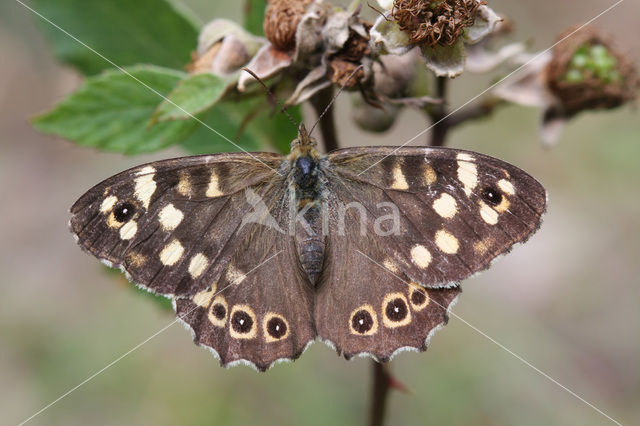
[314, 146, 545, 360]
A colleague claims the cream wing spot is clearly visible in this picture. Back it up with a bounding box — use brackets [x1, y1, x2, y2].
[100, 196, 118, 213]
[390, 163, 409, 190]
[498, 179, 515, 195]
[456, 152, 475, 162]
[435, 229, 459, 254]
[383, 259, 400, 274]
[479, 201, 499, 225]
[423, 164, 437, 185]
[177, 173, 192, 197]
[188, 253, 209, 279]
[206, 170, 224, 197]
[158, 203, 184, 231]
[193, 285, 216, 307]
[134, 167, 156, 209]
[159, 239, 184, 266]
[119, 221, 138, 240]
[226, 265, 246, 285]
[457, 161, 478, 196]
[432, 193, 458, 219]
[410, 244, 432, 269]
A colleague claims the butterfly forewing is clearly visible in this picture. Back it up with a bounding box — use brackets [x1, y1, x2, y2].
[327, 146, 547, 287]
[70, 153, 283, 297]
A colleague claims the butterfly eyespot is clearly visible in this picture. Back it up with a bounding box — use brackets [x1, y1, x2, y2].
[408, 284, 429, 311]
[264, 314, 289, 342]
[113, 201, 136, 223]
[212, 304, 226, 320]
[385, 298, 408, 321]
[207, 296, 228, 327]
[229, 305, 257, 339]
[382, 293, 411, 328]
[349, 305, 378, 336]
[480, 186, 503, 206]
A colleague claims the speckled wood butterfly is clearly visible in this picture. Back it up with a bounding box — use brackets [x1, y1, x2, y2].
[71, 125, 546, 371]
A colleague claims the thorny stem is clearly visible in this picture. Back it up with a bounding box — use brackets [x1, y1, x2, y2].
[429, 76, 449, 146]
[370, 362, 391, 426]
[310, 87, 340, 153]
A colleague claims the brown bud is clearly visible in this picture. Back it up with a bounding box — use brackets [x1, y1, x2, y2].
[264, 0, 313, 51]
[545, 28, 638, 115]
[391, 0, 485, 47]
[328, 27, 371, 88]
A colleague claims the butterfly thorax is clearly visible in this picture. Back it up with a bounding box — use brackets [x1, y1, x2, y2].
[288, 124, 326, 285]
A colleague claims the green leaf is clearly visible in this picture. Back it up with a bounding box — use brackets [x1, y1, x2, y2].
[33, 65, 198, 155]
[181, 99, 302, 155]
[31, 0, 199, 76]
[244, 0, 267, 36]
[152, 73, 229, 123]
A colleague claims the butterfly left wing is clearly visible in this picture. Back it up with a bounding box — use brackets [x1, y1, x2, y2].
[314, 146, 545, 360]
[70, 153, 283, 298]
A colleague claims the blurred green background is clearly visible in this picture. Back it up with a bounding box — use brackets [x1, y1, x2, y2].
[1, 0, 638, 425]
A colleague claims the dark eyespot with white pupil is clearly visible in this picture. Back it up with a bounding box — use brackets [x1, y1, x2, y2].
[481, 186, 503, 206]
[113, 201, 136, 222]
[231, 311, 253, 333]
[212, 304, 226, 320]
[386, 298, 408, 321]
[352, 310, 374, 334]
[267, 317, 287, 339]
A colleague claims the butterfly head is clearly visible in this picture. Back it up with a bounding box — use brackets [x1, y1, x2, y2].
[289, 124, 319, 160]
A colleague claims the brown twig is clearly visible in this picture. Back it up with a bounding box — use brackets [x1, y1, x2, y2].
[370, 362, 391, 426]
[429, 76, 449, 146]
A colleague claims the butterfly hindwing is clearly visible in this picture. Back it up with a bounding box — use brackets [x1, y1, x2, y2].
[174, 192, 316, 371]
[70, 153, 283, 297]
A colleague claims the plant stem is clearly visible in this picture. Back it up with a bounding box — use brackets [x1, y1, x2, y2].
[370, 362, 391, 426]
[310, 87, 339, 152]
[429, 76, 449, 147]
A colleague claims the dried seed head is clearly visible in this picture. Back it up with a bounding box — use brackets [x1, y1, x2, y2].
[546, 28, 638, 115]
[391, 0, 484, 47]
[264, 0, 314, 51]
[328, 27, 371, 88]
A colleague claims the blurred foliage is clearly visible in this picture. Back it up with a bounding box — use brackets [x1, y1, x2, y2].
[244, 0, 267, 36]
[32, 66, 199, 154]
[31, 0, 199, 75]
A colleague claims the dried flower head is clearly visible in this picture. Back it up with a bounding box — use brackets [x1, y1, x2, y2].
[371, 0, 501, 77]
[264, 0, 314, 51]
[545, 28, 637, 115]
[494, 28, 638, 146]
[392, 0, 484, 47]
[329, 26, 371, 88]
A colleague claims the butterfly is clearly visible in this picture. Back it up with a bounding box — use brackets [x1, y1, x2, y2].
[70, 124, 546, 371]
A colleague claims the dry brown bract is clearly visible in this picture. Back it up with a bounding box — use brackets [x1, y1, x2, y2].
[392, 0, 484, 47]
[329, 26, 371, 88]
[264, 0, 314, 51]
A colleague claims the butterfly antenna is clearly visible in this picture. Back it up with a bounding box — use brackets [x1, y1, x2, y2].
[241, 67, 299, 129]
[309, 65, 364, 136]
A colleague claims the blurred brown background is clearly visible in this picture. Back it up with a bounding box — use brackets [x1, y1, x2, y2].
[1, 0, 638, 425]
